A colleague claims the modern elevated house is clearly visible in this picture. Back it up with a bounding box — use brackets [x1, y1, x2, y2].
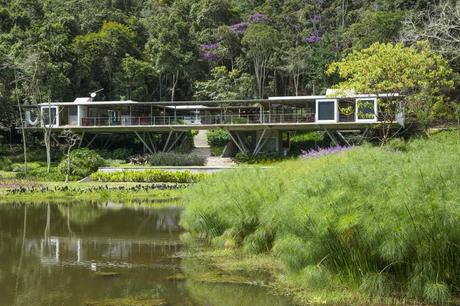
[22, 92, 403, 156]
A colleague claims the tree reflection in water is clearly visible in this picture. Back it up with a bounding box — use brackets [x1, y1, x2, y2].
[0, 203, 291, 306]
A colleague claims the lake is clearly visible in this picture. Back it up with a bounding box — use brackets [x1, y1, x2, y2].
[0, 203, 291, 306]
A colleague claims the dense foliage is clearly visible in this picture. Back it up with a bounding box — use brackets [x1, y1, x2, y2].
[0, 0, 458, 129]
[206, 129, 229, 147]
[181, 131, 460, 303]
[327, 42, 454, 132]
[148, 152, 206, 166]
[57, 148, 105, 178]
[91, 169, 204, 183]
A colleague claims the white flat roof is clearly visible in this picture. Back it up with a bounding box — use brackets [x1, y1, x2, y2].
[269, 93, 400, 101]
[35, 93, 400, 107]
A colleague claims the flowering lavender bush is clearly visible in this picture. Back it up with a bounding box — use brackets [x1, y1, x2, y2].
[230, 22, 250, 34]
[302, 33, 321, 43]
[311, 14, 321, 23]
[300, 145, 352, 159]
[249, 13, 270, 23]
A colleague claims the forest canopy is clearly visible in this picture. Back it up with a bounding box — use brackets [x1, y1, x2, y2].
[0, 0, 458, 127]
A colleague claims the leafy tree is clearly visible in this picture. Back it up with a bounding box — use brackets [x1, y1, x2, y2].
[281, 45, 313, 96]
[214, 25, 241, 69]
[193, 66, 255, 100]
[343, 10, 405, 50]
[72, 21, 137, 99]
[60, 129, 80, 183]
[242, 23, 280, 98]
[144, 13, 197, 101]
[327, 42, 454, 139]
[190, 0, 237, 31]
[114, 55, 157, 101]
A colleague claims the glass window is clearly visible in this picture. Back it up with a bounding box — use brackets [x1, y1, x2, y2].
[318, 101, 336, 121]
[356, 99, 376, 121]
[42, 107, 57, 126]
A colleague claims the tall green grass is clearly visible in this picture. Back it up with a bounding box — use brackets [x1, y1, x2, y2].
[181, 131, 460, 303]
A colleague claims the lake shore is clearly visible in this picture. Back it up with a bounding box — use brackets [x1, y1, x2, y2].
[180, 131, 460, 305]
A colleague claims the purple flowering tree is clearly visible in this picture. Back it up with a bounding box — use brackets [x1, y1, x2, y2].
[200, 43, 220, 62]
[249, 13, 270, 23]
[230, 22, 250, 35]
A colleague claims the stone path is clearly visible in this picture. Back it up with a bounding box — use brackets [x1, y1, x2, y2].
[192, 130, 236, 167]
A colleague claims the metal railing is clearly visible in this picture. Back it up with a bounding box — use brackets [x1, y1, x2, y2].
[79, 112, 317, 127]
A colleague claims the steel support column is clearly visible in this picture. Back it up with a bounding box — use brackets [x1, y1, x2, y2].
[228, 131, 247, 154]
[165, 132, 185, 153]
[77, 132, 86, 148]
[336, 131, 351, 146]
[162, 131, 173, 153]
[323, 128, 339, 146]
[134, 131, 154, 154]
[252, 129, 267, 157]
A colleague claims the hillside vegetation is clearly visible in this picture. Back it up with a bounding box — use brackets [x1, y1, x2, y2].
[0, 0, 458, 129]
[181, 131, 460, 304]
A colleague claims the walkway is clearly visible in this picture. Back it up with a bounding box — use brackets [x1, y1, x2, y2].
[192, 130, 236, 167]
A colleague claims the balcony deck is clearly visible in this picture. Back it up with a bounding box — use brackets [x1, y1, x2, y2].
[29, 113, 391, 133]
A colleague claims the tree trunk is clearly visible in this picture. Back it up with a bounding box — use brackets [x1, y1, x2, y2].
[65, 147, 71, 183]
[171, 71, 179, 102]
[293, 72, 300, 96]
[44, 101, 53, 173]
[44, 130, 51, 173]
[14, 70, 28, 175]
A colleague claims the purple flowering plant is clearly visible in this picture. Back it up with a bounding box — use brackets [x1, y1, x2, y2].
[311, 14, 321, 24]
[302, 33, 321, 43]
[199, 43, 220, 62]
[249, 13, 270, 23]
[300, 145, 352, 159]
[229, 22, 250, 34]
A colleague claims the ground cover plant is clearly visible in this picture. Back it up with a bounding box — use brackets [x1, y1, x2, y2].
[181, 131, 460, 304]
[0, 181, 183, 204]
[91, 169, 204, 184]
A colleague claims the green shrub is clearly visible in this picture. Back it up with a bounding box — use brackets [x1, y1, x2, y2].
[11, 162, 43, 172]
[290, 131, 329, 155]
[181, 131, 460, 302]
[97, 148, 134, 161]
[148, 152, 206, 166]
[91, 169, 204, 183]
[4, 148, 63, 163]
[234, 152, 286, 164]
[211, 146, 224, 157]
[15, 165, 68, 181]
[58, 148, 106, 179]
[207, 129, 229, 147]
[360, 272, 395, 298]
[300, 265, 332, 290]
[0, 157, 12, 171]
[111, 148, 134, 160]
[423, 282, 450, 305]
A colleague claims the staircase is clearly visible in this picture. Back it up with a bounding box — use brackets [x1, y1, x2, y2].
[192, 130, 236, 167]
[192, 130, 212, 160]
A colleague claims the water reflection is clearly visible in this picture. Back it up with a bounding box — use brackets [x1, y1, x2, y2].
[0, 203, 291, 305]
